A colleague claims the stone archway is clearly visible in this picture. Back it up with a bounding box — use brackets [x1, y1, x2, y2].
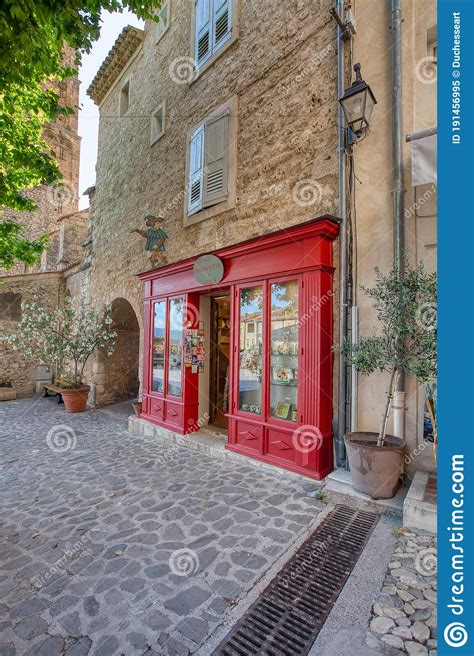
[94, 298, 140, 406]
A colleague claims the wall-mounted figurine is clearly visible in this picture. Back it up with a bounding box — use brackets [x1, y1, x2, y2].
[131, 215, 168, 267]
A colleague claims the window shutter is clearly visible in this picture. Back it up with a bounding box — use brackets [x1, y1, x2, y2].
[203, 112, 229, 207]
[195, 0, 211, 65]
[213, 0, 231, 47]
[188, 125, 204, 215]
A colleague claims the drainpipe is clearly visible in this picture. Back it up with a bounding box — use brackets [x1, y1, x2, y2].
[390, 0, 406, 439]
[336, 0, 348, 466]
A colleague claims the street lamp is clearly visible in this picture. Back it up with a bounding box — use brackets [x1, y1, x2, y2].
[339, 63, 377, 141]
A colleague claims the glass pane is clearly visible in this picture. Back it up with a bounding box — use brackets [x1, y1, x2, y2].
[168, 298, 184, 397]
[239, 287, 263, 414]
[270, 281, 299, 422]
[152, 301, 166, 393]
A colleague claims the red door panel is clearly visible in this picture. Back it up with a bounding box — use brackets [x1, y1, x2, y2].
[266, 427, 297, 464]
[234, 420, 263, 452]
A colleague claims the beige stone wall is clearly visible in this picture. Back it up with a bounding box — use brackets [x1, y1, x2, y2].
[87, 0, 339, 404]
[93, 2, 338, 261]
[352, 0, 437, 473]
[0, 273, 65, 395]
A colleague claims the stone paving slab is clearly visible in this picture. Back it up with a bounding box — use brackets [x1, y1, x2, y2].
[0, 397, 324, 655]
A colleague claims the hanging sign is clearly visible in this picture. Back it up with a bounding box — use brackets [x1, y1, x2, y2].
[193, 255, 224, 285]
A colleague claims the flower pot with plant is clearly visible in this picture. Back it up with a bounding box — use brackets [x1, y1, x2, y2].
[342, 260, 437, 499]
[3, 297, 117, 413]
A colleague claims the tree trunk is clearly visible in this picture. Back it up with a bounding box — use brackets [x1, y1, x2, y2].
[377, 369, 399, 447]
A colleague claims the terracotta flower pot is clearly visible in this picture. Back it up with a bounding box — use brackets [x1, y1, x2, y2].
[132, 401, 142, 417]
[344, 431, 406, 499]
[61, 385, 90, 413]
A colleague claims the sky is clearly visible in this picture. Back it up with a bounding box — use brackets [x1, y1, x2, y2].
[78, 11, 144, 209]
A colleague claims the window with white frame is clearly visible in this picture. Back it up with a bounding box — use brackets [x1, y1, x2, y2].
[187, 109, 229, 215]
[119, 80, 130, 116]
[150, 102, 166, 144]
[195, 0, 232, 68]
[154, 0, 170, 43]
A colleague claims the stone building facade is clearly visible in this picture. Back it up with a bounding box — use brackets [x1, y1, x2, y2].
[81, 0, 436, 476]
[83, 1, 339, 407]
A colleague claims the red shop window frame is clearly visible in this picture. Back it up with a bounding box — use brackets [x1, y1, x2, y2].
[148, 295, 185, 400]
[232, 276, 303, 428]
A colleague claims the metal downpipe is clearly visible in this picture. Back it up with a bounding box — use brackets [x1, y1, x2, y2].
[390, 0, 406, 434]
[336, 0, 348, 466]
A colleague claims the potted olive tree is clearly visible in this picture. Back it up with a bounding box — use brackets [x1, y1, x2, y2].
[342, 260, 437, 499]
[3, 298, 117, 412]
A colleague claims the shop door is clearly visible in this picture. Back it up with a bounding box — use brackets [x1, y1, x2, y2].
[209, 294, 231, 429]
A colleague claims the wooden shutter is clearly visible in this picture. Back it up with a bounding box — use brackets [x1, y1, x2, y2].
[213, 0, 231, 48]
[195, 0, 211, 65]
[188, 125, 204, 215]
[203, 111, 229, 207]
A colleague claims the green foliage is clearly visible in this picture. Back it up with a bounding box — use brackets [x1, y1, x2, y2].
[0, 220, 49, 270]
[342, 259, 437, 445]
[2, 297, 117, 386]
[0, 0, 161, 266]
[343, 260, 437, 382]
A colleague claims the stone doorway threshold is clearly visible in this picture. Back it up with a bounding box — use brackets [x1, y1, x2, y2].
[128, 416, 318, 484]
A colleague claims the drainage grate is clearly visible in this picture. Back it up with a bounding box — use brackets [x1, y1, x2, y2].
[216, 505, 378, 656]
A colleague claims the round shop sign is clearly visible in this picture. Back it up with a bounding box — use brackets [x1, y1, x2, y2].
[193, 254, 224, 285]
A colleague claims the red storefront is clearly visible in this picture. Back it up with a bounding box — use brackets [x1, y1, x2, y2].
[139, 215, 340, 480]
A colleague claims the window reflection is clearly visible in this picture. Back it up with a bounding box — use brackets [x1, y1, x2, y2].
[270, 281, 299, 422]
[168, 298, 184, 397]
[239, 287, 263, 414]
[152, 301, 166, 393]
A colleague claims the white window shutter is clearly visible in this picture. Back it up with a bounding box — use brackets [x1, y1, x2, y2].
[195, 0, 211, 65]
[213, 0, 231, 48]
[188, 125, 204, 215]
[203, 112, 229, 207]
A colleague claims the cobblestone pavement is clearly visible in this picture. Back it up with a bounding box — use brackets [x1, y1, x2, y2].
[0, 397, 323, 655]
[366, 529, 437, 655]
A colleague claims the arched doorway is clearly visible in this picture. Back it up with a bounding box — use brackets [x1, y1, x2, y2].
[95, 298, 140, 406]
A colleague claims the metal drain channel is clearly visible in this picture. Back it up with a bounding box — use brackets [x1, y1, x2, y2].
[216, 505, 379, 656]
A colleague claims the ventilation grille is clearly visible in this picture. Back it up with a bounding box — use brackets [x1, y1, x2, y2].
[215, 9, 230, 45]
[206, 169, 224, 195]
[216, 505, 379, 656]
[198, 32, 210, 62]
[190, 178, 201, 204]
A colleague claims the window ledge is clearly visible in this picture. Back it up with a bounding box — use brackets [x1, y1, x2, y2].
[185, 197, 237, 227]
[150, 131, 165, 146]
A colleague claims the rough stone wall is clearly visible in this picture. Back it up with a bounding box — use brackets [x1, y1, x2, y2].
[0, 274, 65, 395]
[87, 0, 339, 403]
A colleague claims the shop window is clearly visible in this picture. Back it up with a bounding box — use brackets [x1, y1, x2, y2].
[270, 281, 299, 422]
[238, 286, 263, 415]
[150, 102, 166, 144]
[119, 80, 130, 116]
[168, 298, 184, 397]
[194, 0, 232, 68]
[152, 301, 166, 393]
[154, 0, 170, 43]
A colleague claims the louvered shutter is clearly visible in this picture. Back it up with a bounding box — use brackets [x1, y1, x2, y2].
[195, 0, 211, 65]
[213, 0, 231, 48]
[203, 112, 229, 207]
[188, 125, 204, 215]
